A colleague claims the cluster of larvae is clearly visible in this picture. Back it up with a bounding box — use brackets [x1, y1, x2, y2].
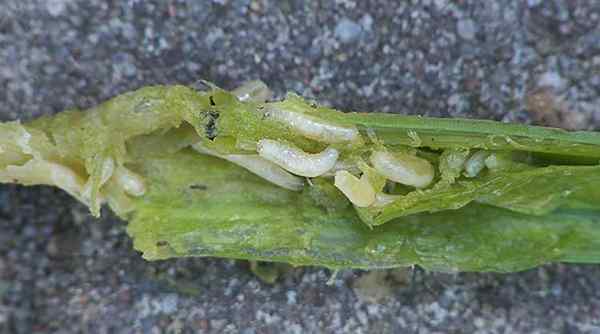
[192, 81, 496, 209]
[0, 124, 148, 216]
[80, 157, 147, 206]
[37, 156, 147, 213]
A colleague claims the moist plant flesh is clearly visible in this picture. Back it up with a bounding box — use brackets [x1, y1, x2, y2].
[2, 81, 600, 272]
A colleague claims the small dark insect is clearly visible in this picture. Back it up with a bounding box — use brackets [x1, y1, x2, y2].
[189, 184, 208, 190]
[203, 110, 219, 141]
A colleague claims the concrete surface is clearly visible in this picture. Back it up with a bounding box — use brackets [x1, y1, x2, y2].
[1, 0, 600, 333]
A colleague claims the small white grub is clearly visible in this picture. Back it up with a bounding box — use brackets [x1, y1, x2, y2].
[218, 155, 306, 191]
[192, 143, 304, 191]
[484, 153, 500, 170]
[232, 80, 273, 102]
[257, 139, 339, 177]
[464, 151, 489, 178]
[264, 105, 360, 144]
[484, 153, 525, 172]
[372, 192, 401, 207]
[334, 171, 375, 207]
[114, 166, 146, 197]
[370, 150, 434, 188]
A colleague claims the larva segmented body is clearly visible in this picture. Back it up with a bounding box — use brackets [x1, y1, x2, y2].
[256, 139, 339, 177]
[192, 143, 304, 191]
[464, 151, 489, 178]
[232, 80, 273, 102]
[370, 150, 434, 188]
[264, 106, 361, 144]
[114, 166, 146, 197]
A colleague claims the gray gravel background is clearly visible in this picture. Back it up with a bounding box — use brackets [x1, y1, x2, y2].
[1, 0, 600, 333]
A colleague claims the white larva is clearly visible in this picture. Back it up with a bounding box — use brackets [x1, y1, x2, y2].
[257, 139, 339, 177]
[226, 155, 305, 190]
[114, 165, 146, 197]
[334, 171, 375, 207]
[464, 151, 489, 178]
[484, 153, 500, 171]
[370, 150, 434, 188]
[264, 105, 360, 144]
[232, 80, 273, 102]
[192, 143, 304, 191]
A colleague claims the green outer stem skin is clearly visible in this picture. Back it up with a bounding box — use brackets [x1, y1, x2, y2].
[26, 85, 600, 162]
[128, 151, 600, 272]
[247, 92, 600, 161]
[362, 164, 600, 226]
[338, 112, 600, 160]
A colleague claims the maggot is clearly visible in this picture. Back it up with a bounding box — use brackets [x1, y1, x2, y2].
[192, 143, 304, 191]
[464, 151, 489, 178]
[370, 150, 434, 188]
[257, 139, 339, 177]
[264, 105, 360, 144]
[232, 80, 273, 102]
[334, 170, 375, 207]
[114, 165, 146, 197]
